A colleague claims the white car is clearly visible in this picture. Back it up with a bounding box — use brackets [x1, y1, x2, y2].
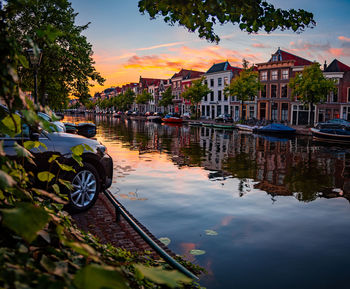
[38, 112, 66, 132]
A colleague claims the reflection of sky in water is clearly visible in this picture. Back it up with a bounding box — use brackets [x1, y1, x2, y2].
[67, 116, 350, 289]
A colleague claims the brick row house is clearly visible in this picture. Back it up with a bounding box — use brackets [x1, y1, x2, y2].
[93, 48, 350, 122]
[170, 69, 204, 115]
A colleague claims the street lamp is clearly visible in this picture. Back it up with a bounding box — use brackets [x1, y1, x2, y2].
[26, 48, 42, 104]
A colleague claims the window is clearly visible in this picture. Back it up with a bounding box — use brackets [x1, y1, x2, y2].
[204, 80, 208, 86]
[231, 95, 235, 102]
[249, 106, 254, 118]
[260, 71, 267, 81]
[271, 84, 277, 98]
[204, 93, 208, 102]
[210, 91, 214, 101]
[332, 89, 338, 103]
[218, 78, 222, 86]
[224, 91, 227, 101]
[218, 90, 222, 101]
[271, 70, 278, 80]
[271, 103, 278, 120]
[261, 85, 266, 98]
[210, 79, 214, 87]
[281, 84, 288, 98]
[282, 69, 289, 80]
[281, 103, 288, 121]
[224, 77, 229, 86]
[348, 88, 350, 102]
[272, 55, 278, 61]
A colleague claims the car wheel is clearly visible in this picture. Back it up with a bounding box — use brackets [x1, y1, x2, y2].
[68, 163, 100, 212]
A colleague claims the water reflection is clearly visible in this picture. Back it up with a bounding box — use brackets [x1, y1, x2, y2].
[83, 115, 350, 203]
[65, 115, 350, 289]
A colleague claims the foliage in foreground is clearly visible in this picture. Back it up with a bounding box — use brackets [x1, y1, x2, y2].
[138, 0, 316, 43]
[0, 2, 202, 288]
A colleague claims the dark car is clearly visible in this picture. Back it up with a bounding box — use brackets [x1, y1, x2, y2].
[2, 116, 113, 212]
[125, 110, 132, 116]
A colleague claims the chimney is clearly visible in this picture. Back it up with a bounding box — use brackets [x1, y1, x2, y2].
[324, 60, 327, 71]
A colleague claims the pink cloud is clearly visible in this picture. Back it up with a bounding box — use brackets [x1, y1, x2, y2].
[329, 48, 346, 57]
[338, 36, 350, 42]
[252, 43, 269, 48]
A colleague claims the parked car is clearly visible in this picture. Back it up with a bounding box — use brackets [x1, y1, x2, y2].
[181, 112, 191, 119]
[38, 111, 66, 132]
[132, 111, 139, 116]
[124, 110, 132, 116]
[215, 114, 233, 123]
[145, 111, 154, 116]
[316, 118, 350, 129]
[1, 111, 113, 212]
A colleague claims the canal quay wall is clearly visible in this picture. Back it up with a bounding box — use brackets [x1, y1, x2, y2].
[72, 192, 175, 258]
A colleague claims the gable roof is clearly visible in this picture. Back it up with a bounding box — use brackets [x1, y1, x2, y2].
[171, 69, 204, 80]
[324, 59, 350, 72]
[206, 61, 242, 74]
[269, 48, 313, 66]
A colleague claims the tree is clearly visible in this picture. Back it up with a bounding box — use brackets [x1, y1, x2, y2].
[158, 87, 173, 112]
[6, 0, 105, 109]
[138, 0, 316, 43]
[136, 90, 153, 112]
[289, 62, 336, 125]
[182, 77, 211, 119]
[224, 60, 260, 121]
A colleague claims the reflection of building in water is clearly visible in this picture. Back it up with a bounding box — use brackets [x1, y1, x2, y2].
[95, 117, 350, 202]
[199, 127, 231, 171]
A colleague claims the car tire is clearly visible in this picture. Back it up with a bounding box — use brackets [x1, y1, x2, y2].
[67, 162, 100, 213]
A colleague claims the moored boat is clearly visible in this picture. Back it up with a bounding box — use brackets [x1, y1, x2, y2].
[213, 123, 235, 129]
[147, 115, 162, 123]
[236, 124, 260, 132]
[310, 127, 350, 143]
[255, 123, 296, 135]
[162, 114, 183, 123]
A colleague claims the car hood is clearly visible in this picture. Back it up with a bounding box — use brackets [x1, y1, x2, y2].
[45, 132, 100, 153]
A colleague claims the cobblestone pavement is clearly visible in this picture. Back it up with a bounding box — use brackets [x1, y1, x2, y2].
[72, 192, 174, 258]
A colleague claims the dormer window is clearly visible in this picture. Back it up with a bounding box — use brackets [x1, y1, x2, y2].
[272, 55, 278, 62]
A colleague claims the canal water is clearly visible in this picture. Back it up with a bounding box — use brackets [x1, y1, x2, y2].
[70, 115, 350, 289]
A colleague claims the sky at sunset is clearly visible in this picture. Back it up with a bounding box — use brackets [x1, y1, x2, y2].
[69, 0, 350, 95]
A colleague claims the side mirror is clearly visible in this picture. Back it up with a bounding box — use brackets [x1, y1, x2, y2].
[30, 132, 40, 141]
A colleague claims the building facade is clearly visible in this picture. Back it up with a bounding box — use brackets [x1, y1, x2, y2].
[201, 61, 242, 120]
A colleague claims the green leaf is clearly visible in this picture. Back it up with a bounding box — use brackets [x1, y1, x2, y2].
[73, 264, 128, 289]
[52, 184, 60, 194]
[1, 203, 50, 243]
[159, 237, 171, 246]
[134, 265, 191, 288]
[71, 144, 84, 156]
[59, 179, 73, 191]
[48, 154, 60, 163]
[14, 143, 35, 160]
[37, 171, 55, 182]
[2, 114, 21, 136]
[0, 170, 16, 189]
[205, 230, 218, 236]
[189, 249, 206, 256]
[23, 140, 40, 150]
[56, 161, 75, 172]
[72, 154, 83, 167]
[83, 144, 93, 152]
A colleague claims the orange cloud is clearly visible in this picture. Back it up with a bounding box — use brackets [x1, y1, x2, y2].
[90, 45, 265, 95]
[252, 43, 269, 48]
[329, 48, 345, 57]
[338, 36, 350, 42]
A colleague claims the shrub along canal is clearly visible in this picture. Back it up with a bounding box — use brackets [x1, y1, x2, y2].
[68, 115, 350, 289]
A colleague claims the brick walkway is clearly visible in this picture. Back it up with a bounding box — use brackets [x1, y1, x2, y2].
[72, 192, 174, 258]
